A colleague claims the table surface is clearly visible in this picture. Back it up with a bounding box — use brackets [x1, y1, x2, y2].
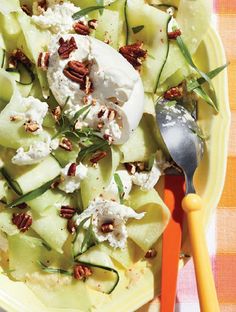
[212, 1, 236, 311]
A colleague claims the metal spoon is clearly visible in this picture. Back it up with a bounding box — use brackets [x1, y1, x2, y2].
[156, 103, 219, 312]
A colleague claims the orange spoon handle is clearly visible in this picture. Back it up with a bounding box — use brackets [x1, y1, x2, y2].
[161, 175, 185, 312]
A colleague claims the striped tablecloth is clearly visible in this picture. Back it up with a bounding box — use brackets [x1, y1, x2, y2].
[172, 0, 236, 312]
[142, 1, 236, 311]
[175, 1, 236, 311]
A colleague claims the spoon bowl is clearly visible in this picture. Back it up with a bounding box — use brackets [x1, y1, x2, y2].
[156, 103, 204, 193]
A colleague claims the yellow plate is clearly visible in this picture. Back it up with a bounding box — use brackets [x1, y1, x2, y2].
[0, 26, 230, 312]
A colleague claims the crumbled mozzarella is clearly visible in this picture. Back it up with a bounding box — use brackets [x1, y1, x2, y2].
[32, 1, 83, 34]
[132, 152, 171, 190]
[75, 198, 145, 249]
[11, 137, 51, 166]
[11, 96, 48, 135]
[58, 162, 88, 193]
[104, 170, 132, 200]
[132, 162, 162, 190]
[79, 103, 122, 141]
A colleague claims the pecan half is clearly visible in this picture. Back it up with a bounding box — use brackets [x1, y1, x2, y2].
[58, 37, 77, 59]
[164, 84, 184, 100]
[103, 134, 113, 145]
[38, 0, 48, 11]
[135, 161, 145, 172]
[67, 219, 77, 234]
[168, 29, 182, 40]
[124, 162, 145, 174]
[97, 108, 106, 118]
[101, 222, 114, 233]
[73, 21, 90, 36]
[10, 115, 23, 122]
[17, 203, 28, 209]
[90, 151, 107, 164]
[51, 106, 62, 122]
[9, 49, 31, 68]
[24, 120, 40, 133]
[12, 213, 32, 232]
[38, 52, 50, 70]
[124, 162, 136, 175]
[21, 4, 32, 16]
[63, 61, 93, 94]
[59, 138, 73, 151]
[88, 19, 98, 30]
[73, 264, 92, 280]
[119, 42, 147, 70]
[97, 122, 104, 130]
[107, 109, 117, 121]
[60, 205, 76, 219]
[145, 248, 157, 259]
[67, 163, 77, 176]
[50, 178, 61, 189]
[107, 96, 119, 105]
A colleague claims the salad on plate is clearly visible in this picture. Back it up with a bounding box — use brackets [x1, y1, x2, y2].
[0, 0, 227, 310]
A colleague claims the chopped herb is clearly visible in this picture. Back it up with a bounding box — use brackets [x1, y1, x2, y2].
[82, 108, 91, 120]
[175, 34, 219, 111]
[155, 15, 172, 91]
[76, 260, 120, 294]
[1, 268, 15, 275]
[96, 0, 104, 14]
[124, 0, 129, 45]
[42, 241, 52, 251]
[187, 63, 229, 92]
[193, 86, 215, 109]
[71, 104, 92, 124]
[63, 96, 71, 110]
[6, 63, 35, 86]
[77, 138, 110, 162]
[8, 176, 59, 208]
[190, 128, 208, 140]
[72, 6, 105, 20]
[73, 216, 97, 257]
[146, 154, 155, 171]
[132, 25, 144, 34]
[114, 173, 124, 204]
[1, 49, 5, 68]
[80, 216, 97, 254]
[39, 261, 72, 276]
[73, 217, 90, 241]
[53, 103, 91, 139]
[0, 167, 22, 195]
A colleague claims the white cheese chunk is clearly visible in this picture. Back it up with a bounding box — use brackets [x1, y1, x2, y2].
[11, 136, 51, 166]
[75, 198, 145, 249]
[132, 151, 171, 190]
[132, 162, 162, 190]
[32, 1, 82, 34]
[11, 96, 48, 135]
[58, 162, 88, 193]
